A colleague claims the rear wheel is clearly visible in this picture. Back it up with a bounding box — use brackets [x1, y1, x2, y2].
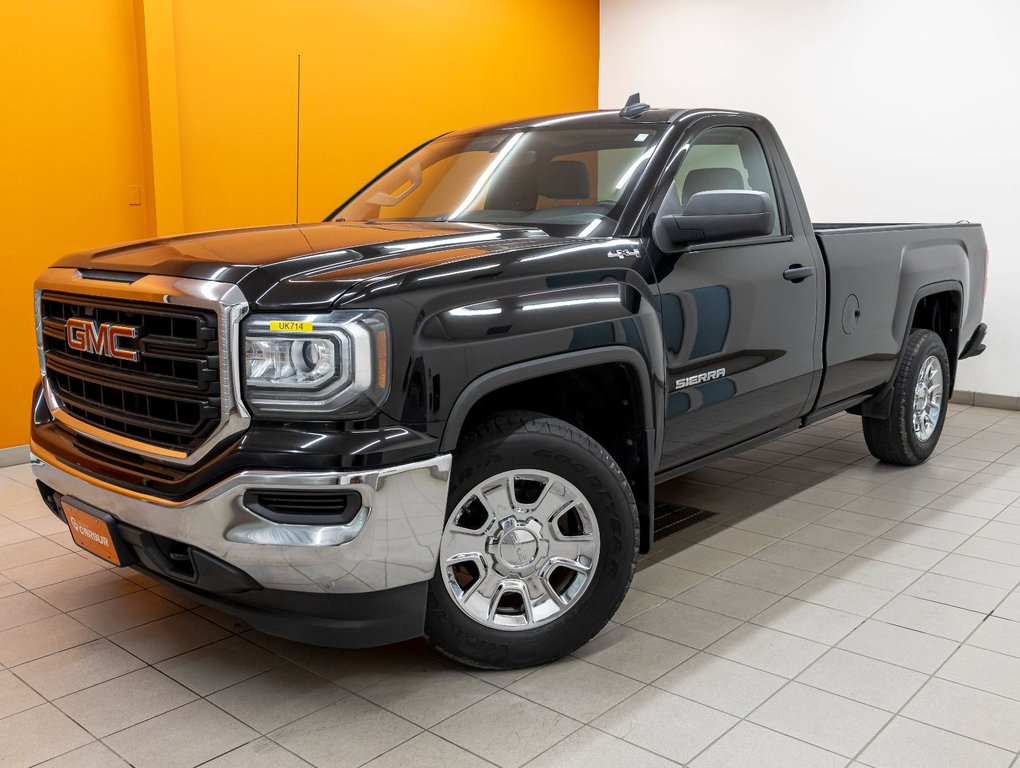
[863, 329, 950, 465]
[424, 410, 638, 669]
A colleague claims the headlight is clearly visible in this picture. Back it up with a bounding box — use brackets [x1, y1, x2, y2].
[242, 311, 389, 418]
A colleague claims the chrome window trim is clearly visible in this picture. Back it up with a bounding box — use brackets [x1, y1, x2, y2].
[34, 267, 251, 466]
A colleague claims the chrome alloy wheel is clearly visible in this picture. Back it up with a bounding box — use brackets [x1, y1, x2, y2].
[912, 355, 944, 442]
[438, 469, 600, 631]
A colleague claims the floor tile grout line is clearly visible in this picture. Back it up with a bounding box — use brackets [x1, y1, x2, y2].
[519, 731, 677, 768]
[430, 692, 585, 768]
[191, 734, 317, 768]
[281, 641, 474, 708]
[691, 617, 947, 679]
[674, 463, 999, 763]
[887, 714, 1020, 761]
[3, 611, 289, 723]
[844, 560, 1020, 766]
[49, 662, 215, 739]
[6, 640, 152, 710]
[606, 632, 877, 765]
[581, 682, 707, 759]
[630, 467, 1020, 750]
[0, 546, 125, 589]
[641, 641, 890, 714]
[26, 579, 178, 621]
[666, 470, 1019, 557]
[664, 536, 897, 761]
[4, 717, 110, 768]
[669, 580, 893, 622]
[616, 592, 853, 747]
[416, 687, 563, 765]
[0, 612, 101, 669]
[101, 703, 266, 768]
[201, 679, 347, 737]
[369, 725, 504, 768]
[561, 641, 693, 690]
[358, 669, 508, 732]
[1, 597, 213, 672]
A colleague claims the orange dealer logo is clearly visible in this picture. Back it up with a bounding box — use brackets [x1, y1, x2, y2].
[65, 318, 140, 362]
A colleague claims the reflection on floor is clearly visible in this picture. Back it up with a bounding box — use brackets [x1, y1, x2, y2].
[3, 403, 1020, 767]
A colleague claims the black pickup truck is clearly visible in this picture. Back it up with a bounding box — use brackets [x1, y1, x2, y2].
[31, 99, 988, 668]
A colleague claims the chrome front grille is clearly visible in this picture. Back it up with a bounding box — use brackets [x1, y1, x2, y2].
[40, 292, 221, 451]
[34, 269, 250, 465]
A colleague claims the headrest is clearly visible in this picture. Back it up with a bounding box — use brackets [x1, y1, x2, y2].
[682, 167, 745, 205]
[485, 162, 538, 211]
[538, 160, 591, 200]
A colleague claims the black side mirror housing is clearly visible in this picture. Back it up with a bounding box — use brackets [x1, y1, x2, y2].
[653, 190, 775, 252]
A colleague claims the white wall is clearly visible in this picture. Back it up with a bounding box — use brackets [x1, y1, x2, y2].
[600, 0, 1019, 397]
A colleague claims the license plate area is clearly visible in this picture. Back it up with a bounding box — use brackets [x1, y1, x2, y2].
[60, 498, 134, 567]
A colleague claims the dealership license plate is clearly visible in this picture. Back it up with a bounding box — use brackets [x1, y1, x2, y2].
[61, 500, 122, 566]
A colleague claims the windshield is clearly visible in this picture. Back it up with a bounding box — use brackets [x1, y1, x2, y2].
[334, 126, 661, 237]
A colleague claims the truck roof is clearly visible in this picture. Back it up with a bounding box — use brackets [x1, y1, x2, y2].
[451, 107, 688, 134]
[453, 107, 768, 135]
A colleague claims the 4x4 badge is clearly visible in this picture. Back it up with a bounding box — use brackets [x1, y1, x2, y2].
[607, 248, 639, 259]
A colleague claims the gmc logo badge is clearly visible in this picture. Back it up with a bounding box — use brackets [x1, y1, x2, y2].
[65, 318, 139, 362]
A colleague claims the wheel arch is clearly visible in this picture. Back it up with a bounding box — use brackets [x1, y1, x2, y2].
[440, 348, 657, 552]
[858, 280, 962, 419]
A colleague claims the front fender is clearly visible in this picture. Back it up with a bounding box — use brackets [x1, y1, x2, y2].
[413, 275, 664, 444]
[439, 346, 656, 453]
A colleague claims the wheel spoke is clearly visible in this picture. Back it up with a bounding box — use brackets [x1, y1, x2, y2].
[547, 503, 595, 544]
[444, 549, 486, 569]
[539, 557, 592, 607]
[479, 478, 515, 519]
[539, 576, 571, 607]
[547, 531, 598, 561]
[444, 552, 489, 601]
[459, 567, 504, 617]
[509, 473, 555, 511]
[450, 494, 495, 534]
[486, 578, 533, 624]
[442, 527, 487, 562]
[532, 479, 570, 520]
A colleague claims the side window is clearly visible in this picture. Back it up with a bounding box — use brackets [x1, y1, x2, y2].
[665, 126, 781, 236]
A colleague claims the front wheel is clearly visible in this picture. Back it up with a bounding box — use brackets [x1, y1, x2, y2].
[863, 329, 950, 465]
[424, 411, 638, 669]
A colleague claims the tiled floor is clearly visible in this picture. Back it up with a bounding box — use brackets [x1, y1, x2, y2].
[3, 404, 1020, 767]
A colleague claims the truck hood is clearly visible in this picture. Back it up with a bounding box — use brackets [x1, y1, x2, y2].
[54, 220, 555, 309]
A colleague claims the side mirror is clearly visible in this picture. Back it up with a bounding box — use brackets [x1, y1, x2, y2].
[653, 190, 775, 252]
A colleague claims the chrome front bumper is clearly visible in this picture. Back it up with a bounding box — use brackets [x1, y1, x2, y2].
[31, 449, 452, 594]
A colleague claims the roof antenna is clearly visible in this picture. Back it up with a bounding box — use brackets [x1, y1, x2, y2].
[620, 92, 650, 119]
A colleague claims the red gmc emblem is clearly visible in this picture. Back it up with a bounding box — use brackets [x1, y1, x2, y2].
[65, 318, 140, 362]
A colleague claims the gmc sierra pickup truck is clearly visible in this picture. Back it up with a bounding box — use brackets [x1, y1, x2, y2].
[30, 98, 988, 669]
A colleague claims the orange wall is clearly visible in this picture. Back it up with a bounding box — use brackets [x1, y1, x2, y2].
[0, 0, 599, 448]
[171, 0, 601, 230]
[0, 0, 152, 449]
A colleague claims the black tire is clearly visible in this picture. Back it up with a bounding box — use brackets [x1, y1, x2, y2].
[863, 329, 950, 465]
[424, 410, 638, 669]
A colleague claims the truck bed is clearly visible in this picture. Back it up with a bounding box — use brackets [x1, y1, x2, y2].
[812, 221, 986, 409]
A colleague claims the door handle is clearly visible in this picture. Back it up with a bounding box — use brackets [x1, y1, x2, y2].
[783, 264, 815, 283]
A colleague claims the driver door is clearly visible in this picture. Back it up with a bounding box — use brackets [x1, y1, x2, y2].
[653, 123, 821, 471]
